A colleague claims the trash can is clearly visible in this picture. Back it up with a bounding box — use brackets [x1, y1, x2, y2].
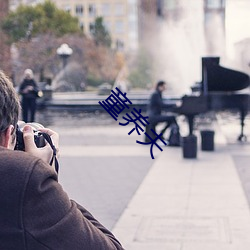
[182, 135, 197, 159]
[200, 130, 214, 151]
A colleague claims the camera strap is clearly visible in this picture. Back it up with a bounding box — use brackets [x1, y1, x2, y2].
[40, 132, 59, 174]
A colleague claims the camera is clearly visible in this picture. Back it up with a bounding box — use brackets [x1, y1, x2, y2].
[14, 122, 46, 151]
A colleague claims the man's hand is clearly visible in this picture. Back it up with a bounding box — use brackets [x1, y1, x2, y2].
[22, 125, 59, 165]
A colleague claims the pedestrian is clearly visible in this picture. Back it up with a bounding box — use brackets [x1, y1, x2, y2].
[19, 69, 39, 123]
[0, 70, 124, 249]
[146, 80, 179, 143]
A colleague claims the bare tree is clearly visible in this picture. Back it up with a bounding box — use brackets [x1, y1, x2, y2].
[14, 33, 122, 90]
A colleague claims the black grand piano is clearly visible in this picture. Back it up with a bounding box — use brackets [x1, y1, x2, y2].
[175, 57, 250, 141]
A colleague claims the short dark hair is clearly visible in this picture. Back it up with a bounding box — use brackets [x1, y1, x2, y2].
[156, 81, 166, 90]
[0, 71, 20, 143]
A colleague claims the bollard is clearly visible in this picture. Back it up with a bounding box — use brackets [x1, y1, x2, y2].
[200, 130, 215, 151]
[182, 135, 197, 159]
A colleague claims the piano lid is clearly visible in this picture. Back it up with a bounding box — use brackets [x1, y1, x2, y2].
[201, 57, 250, 92]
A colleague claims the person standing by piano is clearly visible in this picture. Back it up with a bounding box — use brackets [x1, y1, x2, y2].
[146, 80, 180, 144]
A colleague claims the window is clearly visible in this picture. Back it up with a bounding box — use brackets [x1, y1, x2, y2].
[80, 22, 84, 32]
[115, 20, 124, 33]
[128, 3, 137, 17]
[89, 22, 95, 33]
[75, 5, 84, 16]
[89, 4, 96, 17]
[116, 39, 124, 50]
[115, 3, 125, 16]
[64, 5, 71, 13]
[205, 0, 225, 9]
[102, 3, 111, 16]
[164, 0, 177, 10]
[128, 20, 137, 32]
[103, 20, 112, 32]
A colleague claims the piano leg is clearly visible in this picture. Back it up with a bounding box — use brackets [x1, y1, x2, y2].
[238, 109, 247, 142]
[187, 115, 195, 135]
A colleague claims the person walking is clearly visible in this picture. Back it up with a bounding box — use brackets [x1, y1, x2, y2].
[19, 69, 39, 122]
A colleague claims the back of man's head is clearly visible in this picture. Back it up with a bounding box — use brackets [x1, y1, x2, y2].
[0, 71, 20, 144]
[156, 81, 166, 90]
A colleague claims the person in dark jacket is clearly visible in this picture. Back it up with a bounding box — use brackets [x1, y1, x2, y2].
[0, 70, 124, 250]
[147, 80, 178, 140]
[19, 69, 39, 123]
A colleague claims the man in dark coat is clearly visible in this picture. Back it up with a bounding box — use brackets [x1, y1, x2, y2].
[0, 70, 124, 249]
[146, 80, 179, 141]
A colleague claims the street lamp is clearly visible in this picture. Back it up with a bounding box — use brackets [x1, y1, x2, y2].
[56, 43, 73, 68]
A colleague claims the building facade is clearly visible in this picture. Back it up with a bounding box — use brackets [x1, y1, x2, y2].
[9, 0, 139, 51]
[51, 0, 138, 51]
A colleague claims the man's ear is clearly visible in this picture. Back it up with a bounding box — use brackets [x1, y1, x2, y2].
[2, 125, 15, 149]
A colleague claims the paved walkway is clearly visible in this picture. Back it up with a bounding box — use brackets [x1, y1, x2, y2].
[42, 109, 250, 250]
[112, 120, 250, 249]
